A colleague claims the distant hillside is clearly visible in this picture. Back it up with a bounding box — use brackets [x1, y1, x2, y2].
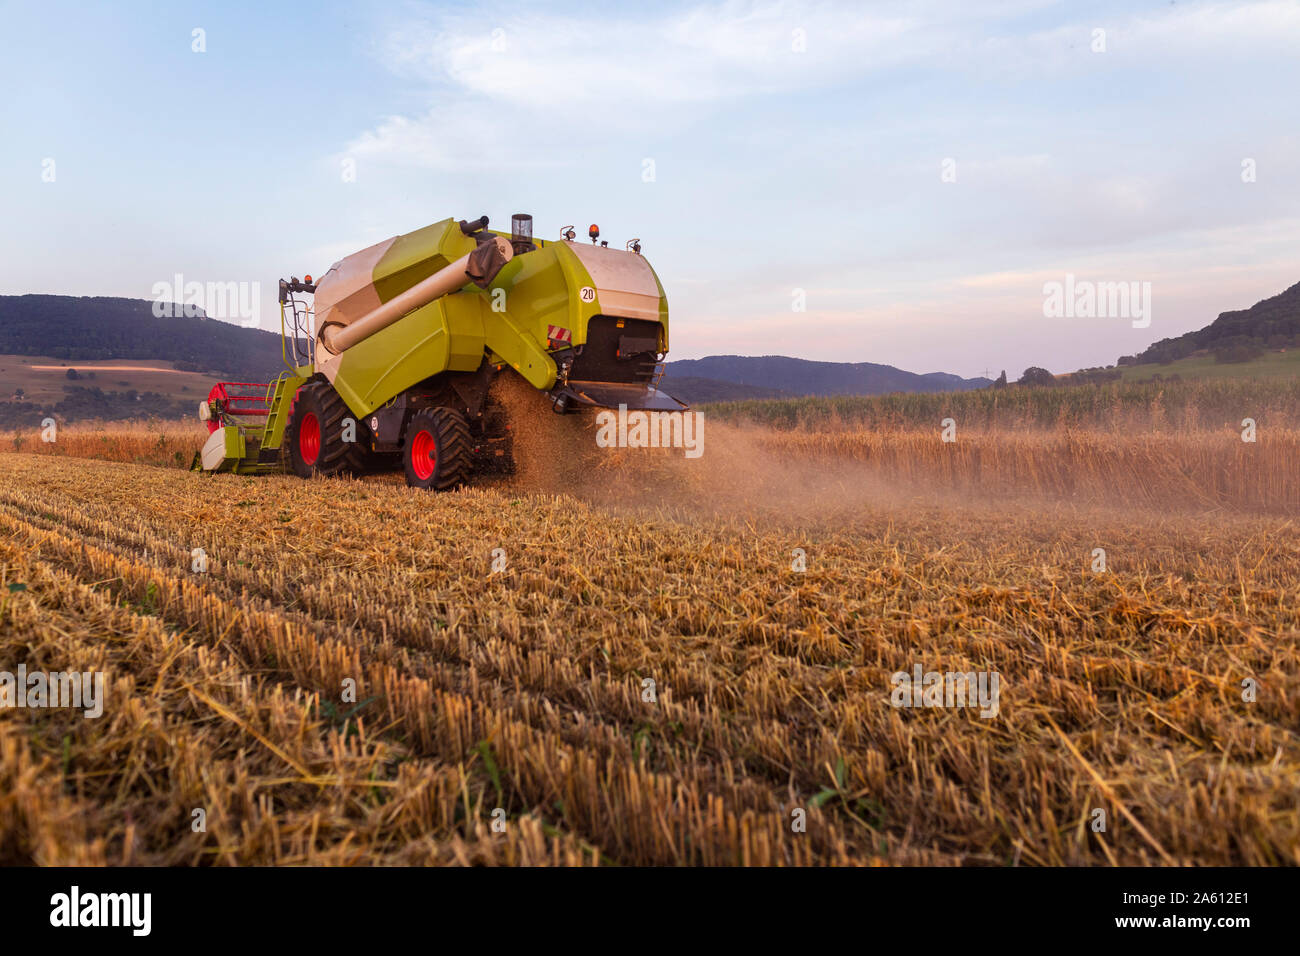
[0, 296, 990, 418]
[659, 376, 792, 404]
[0, 295, 291, 381]
[664, 355, 990, 396]
[1115, 349, 1300, 384]
[1123, 280, 1300, 366]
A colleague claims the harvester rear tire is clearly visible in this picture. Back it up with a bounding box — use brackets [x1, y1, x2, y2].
[285, 382, 367, 479]
[402, 407, 471, 490]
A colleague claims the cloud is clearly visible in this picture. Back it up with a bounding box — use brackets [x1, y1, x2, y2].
[378, 2, 921, 103]
[350, 1, 1300, 171]
[350, 1, 938, 169]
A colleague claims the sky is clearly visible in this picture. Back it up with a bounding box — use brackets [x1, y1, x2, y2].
[2, 0, 1298, 378]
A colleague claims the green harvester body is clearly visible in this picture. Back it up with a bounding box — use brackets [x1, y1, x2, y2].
[193, 215, 683, 479]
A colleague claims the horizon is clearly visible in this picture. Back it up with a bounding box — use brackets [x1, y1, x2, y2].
[3, 274, 1295, 382]
[3, 0, 1298, 377]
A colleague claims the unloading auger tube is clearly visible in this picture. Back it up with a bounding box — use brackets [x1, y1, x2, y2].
[319, 234, 513, 354]
[190, 212, 688, 488]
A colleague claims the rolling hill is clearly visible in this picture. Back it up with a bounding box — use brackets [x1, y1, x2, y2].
[1114, 348, 1300, 384]
[0, 294, 293, 382]
[656, 376, 793, 404]
[664, 355, 990, 397]
[1122, 279, 1300, 367]
[0, 295, 992, 417]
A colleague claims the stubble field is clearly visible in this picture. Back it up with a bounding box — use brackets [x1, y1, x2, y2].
[0, 390, 1297, 866]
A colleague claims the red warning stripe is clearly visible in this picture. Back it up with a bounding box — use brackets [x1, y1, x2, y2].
[547, 325, 572, 343]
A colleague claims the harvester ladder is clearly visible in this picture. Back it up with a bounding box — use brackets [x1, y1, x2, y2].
[260, 373, 296, 452]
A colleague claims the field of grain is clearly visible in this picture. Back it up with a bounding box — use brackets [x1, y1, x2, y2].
[705, 377, 1300, 432]
[1, 390, 1297, 865]
[4, 419, 203, 468]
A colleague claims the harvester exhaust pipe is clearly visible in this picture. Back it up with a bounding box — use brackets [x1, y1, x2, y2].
[321, 234, 513, 354]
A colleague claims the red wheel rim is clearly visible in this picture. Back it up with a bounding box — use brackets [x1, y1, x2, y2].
[299, 412, 321, 465]
[410, 429, 436, 481]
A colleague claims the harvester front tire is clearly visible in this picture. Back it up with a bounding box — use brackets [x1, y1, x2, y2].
[285, 382, 367, 479]
[402, 407, 471, 491]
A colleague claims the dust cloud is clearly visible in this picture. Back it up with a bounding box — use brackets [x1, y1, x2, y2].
[488, 371, 901, 526]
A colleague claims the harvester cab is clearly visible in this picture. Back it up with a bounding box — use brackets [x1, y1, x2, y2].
[192, 213, 687, 488]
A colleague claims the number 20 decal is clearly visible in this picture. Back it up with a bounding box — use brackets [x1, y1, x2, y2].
[579, 287, 596, 303]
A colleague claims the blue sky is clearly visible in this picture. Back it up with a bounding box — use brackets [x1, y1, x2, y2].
[2, 0, 1298, 377]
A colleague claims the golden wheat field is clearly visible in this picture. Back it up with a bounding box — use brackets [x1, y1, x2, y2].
[0, 407, 1297, 866]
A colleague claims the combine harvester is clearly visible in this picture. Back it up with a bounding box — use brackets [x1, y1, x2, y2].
[195, 214, 685, 489]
